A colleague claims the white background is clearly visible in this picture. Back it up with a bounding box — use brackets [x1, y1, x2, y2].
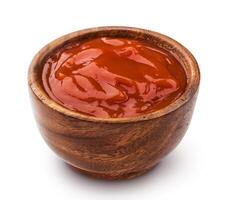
[0, 0, 227, 199]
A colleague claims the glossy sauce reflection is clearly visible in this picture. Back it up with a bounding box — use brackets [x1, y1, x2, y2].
[42, 37, 187, 118]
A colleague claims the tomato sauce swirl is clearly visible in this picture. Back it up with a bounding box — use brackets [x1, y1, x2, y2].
[42, 37, 186, 118]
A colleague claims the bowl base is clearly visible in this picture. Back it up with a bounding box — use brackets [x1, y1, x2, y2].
[68, 164, 157, 180]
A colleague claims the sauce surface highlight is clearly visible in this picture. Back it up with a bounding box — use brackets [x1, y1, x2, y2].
[42, 37, 186, 118]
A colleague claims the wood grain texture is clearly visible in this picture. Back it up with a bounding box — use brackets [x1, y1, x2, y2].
[28, 27, 200, 180]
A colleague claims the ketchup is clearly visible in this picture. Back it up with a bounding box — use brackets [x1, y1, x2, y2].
[42, 37, 186, 118]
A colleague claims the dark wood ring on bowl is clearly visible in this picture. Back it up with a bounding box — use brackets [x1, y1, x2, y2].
[28, 26, 200, 179]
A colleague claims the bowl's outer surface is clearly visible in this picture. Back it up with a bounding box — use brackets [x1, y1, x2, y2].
[28, 27, 200, 179]
[30, 89, 198, 179]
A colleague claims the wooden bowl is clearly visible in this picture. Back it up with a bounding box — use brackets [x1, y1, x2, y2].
[28, 26, 200, 180]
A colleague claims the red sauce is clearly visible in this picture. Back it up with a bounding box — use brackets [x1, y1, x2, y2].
[42, 37, 186, 118]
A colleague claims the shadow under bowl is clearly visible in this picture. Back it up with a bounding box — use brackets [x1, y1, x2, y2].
[28, 26, 200, 180]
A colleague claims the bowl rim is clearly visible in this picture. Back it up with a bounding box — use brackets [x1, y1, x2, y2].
[28, 26, 200, 123]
